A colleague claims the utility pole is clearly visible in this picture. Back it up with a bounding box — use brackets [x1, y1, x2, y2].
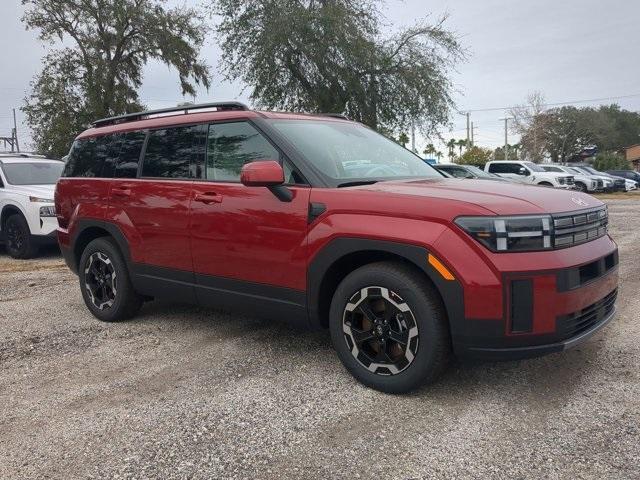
[502, 117, 510, 160]
[12, 108, 20, 153]
[471, 121, 475, 147]
[466, 112, 470, 149]
[411, 123, 416, 152]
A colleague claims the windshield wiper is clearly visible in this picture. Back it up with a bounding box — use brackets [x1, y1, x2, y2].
[336, 180, 379, 188]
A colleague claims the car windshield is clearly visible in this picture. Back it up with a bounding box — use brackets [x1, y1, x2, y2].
[1, 162, 64, 185]
[466, 165, 496, 178]
[523, 161, 546, 172]
[267, 119, 443, 186]
[581, 166, 601, 175]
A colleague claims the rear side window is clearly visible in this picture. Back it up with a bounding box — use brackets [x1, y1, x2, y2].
[63, 134, 121, 178]
[206, 122, 280, 181]
[141, 125, 199, 179]
[115, 131, 146, 178]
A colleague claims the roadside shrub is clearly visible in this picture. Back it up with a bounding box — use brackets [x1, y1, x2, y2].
[593, 152, 630, 171]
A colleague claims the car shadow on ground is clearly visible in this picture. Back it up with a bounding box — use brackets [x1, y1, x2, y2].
[132, 297, 603, 407]
[0, 243, 61, 260]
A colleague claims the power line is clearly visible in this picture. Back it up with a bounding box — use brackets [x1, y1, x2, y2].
[458, 92, 640, 114]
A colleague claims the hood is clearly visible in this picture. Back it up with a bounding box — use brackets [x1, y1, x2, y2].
[358, 178, 602, 215]
[6, 184, 56, 199]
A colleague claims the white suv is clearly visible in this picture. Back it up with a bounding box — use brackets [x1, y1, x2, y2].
[485, 161, 575, 189]
[0, 154, 64, 258]
[540, 164, 602, 193]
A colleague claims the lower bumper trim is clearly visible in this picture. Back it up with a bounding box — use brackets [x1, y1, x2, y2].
[457, 306, 616, 361]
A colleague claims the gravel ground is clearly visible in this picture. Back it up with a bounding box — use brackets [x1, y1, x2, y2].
[1, 199, 639, 479]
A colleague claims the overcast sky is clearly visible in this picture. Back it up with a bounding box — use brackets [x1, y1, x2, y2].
[1, 0, 639, 154]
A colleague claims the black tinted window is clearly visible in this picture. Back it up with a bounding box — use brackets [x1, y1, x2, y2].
[488, 163, 520, 174]
[115, 131, 146, 178]
[207, 122, 280, 181]
[63, 135, 121, 178]
[141, 126, 198, 179]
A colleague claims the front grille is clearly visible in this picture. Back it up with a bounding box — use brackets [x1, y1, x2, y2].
[556, 289, 617, 340]
[552, 206, 608, 248]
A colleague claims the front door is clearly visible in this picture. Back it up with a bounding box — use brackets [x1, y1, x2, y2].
[189, 120, 310, 323]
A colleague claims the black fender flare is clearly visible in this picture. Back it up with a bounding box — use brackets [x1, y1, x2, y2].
[67, 219, 132, 273]
[306, 238, 464, 335]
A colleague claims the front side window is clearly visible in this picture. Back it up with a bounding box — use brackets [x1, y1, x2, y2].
[1, 162, 64, 185]
[206, 122, 281, 181]
[488, 163, 519, 174]
[267, 119, 441, 186]
[142, 126, 199, 179]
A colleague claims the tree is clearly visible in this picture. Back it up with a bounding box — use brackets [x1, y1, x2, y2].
[455, 138, 466, 157]
[457, 146, 492, 167]
[397, 132, 409, 147]
[22, 0, 211, 157]
[509, 91, 550, 163]
[212, 0, 465, 138]
[445, 138, 457, 161]
[593, 152, 630, 171]
[423, 143, 436, 157]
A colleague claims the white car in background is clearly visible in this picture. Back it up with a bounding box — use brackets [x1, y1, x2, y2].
[540, 164, 602, 192]
[484, 161, 575, 189]
[569, 166, 616, 192]
[0, 153, 64, 258]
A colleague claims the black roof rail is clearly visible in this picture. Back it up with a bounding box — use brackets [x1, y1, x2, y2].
[91, 101, 250, 128]
[320, 113, 350, 120]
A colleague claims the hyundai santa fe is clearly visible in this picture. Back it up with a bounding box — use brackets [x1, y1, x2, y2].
[55, 102, 619, 393]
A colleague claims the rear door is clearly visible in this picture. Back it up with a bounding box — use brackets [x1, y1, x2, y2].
[107, 125, 204, 299]
[189, 120, 310, 319]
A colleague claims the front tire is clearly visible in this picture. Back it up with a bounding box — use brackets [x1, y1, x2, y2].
[575, 182, 588, 193]
[538, 181, 553, 187]
[79, 237, 142, 322]
[4, 214, 38, 259]
[329, 262, 451, 393]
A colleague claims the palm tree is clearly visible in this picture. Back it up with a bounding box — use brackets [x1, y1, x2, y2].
[435, 151, 443, 162]
[511, 142, 522, 159]
[398, 132, 409, 147]
[423, 143, 436, 157]
[456, 139, 467, 157]
[446, 138, 456, 160]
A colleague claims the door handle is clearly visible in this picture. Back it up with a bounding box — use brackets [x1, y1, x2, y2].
[111, 187, 131, 197]
[194, 192, 223, 204]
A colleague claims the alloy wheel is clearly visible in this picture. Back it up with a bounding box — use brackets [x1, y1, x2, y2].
[342, 286, 419, 375]
[84, 252, 117, 310]
[6, 221, 24, 253]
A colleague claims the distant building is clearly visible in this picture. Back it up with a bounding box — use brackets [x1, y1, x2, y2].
[624, 144, 640, 170]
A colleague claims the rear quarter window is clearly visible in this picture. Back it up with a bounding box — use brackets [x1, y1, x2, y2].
[115, 131, 147, 178]
[63, 134, 122, 178]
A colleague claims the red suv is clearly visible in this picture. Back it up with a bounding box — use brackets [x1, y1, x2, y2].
[55, 102, 618, 393]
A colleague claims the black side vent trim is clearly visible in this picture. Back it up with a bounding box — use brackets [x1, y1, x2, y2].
[510, 279, 534, 333]
[308, 202, 326, 224]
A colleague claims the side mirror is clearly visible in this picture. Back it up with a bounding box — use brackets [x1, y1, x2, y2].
[240, 160, 293, 202]
[240, 160, 285, 186]
[518, 167, 529, 176]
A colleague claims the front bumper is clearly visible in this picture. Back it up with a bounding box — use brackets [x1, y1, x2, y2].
[458, 303, 616, 361]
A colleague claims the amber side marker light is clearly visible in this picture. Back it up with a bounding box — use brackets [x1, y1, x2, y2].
[428, 254, 456, 281]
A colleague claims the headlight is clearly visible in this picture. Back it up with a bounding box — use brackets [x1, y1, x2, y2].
[39, 206, 56, 217]
[455, 215, 552, 252]
[29, 196, 54, 203]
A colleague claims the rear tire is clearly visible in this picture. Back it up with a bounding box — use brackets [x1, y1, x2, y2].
[79, 237, 142, 322]
[4, 214, 38, 259]
[538, 181, 553, 187]
[329, 262, 451, 394]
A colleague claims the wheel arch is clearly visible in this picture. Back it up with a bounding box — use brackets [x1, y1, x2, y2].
[307, 238, 464, 334]
[70, 220, 131, 273]
[1, 204, 27, 232]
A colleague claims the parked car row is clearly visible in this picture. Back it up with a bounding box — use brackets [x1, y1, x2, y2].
[434, 160, 638, 193]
